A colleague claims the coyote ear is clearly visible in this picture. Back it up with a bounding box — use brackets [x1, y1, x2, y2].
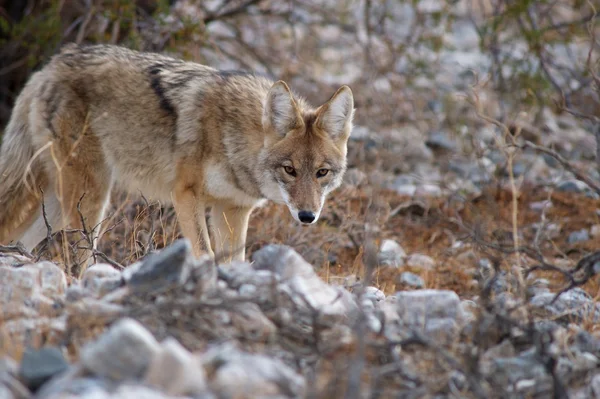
[263, 81, 304, 137]
[316, 85, 354, 139]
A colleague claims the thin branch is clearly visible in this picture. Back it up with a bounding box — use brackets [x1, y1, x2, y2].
[520, 141, 600, 196]
[203, 0, 263, 24]
[34, 187, 55, 262]
[0, 243, 33, 258]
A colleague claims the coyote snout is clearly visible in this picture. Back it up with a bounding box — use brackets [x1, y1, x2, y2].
[298, 211, 316, 224]
[0, 44, 354, 265]
[276, 170, 325, 225]
[284, 202, 319, 225]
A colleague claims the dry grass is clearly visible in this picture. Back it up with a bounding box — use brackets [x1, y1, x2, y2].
[37, 179, 600, 302]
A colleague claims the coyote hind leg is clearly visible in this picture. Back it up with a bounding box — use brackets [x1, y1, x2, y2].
[39, 96, 112, 271]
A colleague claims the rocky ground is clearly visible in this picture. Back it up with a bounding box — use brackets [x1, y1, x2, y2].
[2, 231, 600, 398]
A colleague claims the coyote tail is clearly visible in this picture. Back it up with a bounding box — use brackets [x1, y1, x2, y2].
[0, 100, 46, 244]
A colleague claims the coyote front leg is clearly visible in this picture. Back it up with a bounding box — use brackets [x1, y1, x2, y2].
[173, 187, 212, 258]
[210, 203, 252, 262]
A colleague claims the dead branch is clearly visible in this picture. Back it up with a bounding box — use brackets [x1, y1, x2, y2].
[520, 141, 600, 196]
[0, 243, 33, 258]
[33, 187, 55, 262]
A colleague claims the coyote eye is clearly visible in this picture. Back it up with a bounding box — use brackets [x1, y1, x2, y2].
[284, 166, 296, 176]
[316, 168, 329, 178]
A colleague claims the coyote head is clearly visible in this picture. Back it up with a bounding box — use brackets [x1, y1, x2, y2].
[259, 81, 354, 224]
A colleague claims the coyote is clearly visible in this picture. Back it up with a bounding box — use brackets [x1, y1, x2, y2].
[0, 44, 354, 264]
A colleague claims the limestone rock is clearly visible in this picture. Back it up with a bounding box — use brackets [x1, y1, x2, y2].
[80, 318, 160, 381]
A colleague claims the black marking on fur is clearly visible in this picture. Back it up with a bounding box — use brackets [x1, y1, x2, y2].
[239, 164, 261, 195]
[148, 64, 177, 118]
[151, 77, 176, 116]
[149, 64, 164, 75]
[162, 66, 213, 93]
[45, 84, 60, 138]
[60, 52, 76, 68]
[230, 166, 244, 192]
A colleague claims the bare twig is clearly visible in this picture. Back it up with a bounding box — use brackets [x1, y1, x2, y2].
[76, 193, 96, 265]
[0, 243, 33, 258]
[520, 141, 600, 196]
[140, 195, 156, 256]
[550, 251, 600, 304]
[34, 187, 55, 262]
[203, 0, 263, 24]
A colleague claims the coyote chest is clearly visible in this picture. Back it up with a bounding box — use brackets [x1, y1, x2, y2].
[203, 163, 266, 208]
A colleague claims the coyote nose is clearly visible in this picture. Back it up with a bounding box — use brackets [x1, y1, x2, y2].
[298, 211, 315, 224]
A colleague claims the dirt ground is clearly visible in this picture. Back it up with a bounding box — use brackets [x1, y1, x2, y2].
[39, 181, 600, 314]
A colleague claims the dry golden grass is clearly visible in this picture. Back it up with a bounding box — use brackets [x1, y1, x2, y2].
[37, 180, 599, 302]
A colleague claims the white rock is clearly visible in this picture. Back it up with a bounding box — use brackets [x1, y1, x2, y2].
[285, 274, 357, 320]
[252, 245, 358, 320]
[252, 245, 314, 279]
[591, 372, 600, 398]
[406, 253, 436, 270]
[415, 184, 442, 197]
[417, 0, 444, 13]
[114, 384, 174, 398]
[238, 284, 257, 297]
[516, 379, 537, 392]
[378, 239, 406, 268]
[0, 261, 66, 304]
[230, 302, 277, 340]
[392, 184, 417, 197]
[0, 253, 32, 267]
[121, 261, 143, 281]
[144, 337, 207, 396]
[0, 262, 68, 325]
[29, 262, 67, 297]
[363, 286, 385, 303]
[82, 264, 122, 297]
[530, 200, 552, 211]
[460, 300, 478, 322]
[203, 344, 305, 398]
[0, 266, 39, 304]
[81, 318, 160, 381]
[530, 288, 600, 322]
[0, 356, 29, 399]
[395, 290, 463, 321]
[383, 289, 464, 343]
[373, 77, 391, 92]
[397, 272, 425, 288]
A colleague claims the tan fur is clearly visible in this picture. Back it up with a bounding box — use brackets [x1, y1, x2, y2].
[0, 44, 354, 264]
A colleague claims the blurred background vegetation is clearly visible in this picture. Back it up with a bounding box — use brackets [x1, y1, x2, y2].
[0, 0, 597, 136]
